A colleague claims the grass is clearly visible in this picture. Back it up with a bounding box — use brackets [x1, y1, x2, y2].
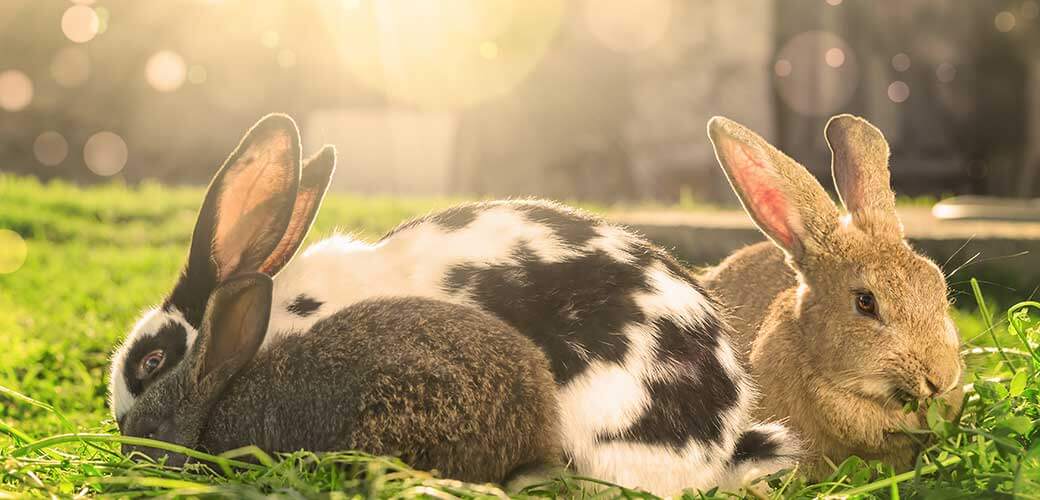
[1, 174, 1038, 498]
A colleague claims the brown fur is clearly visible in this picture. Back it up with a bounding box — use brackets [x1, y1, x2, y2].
[703, 115, 964, 479]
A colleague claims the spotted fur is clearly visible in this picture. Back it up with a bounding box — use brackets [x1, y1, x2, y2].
[110, 116, 798, 495]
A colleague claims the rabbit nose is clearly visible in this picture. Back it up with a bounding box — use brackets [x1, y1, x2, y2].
[924, 377, 941, 397]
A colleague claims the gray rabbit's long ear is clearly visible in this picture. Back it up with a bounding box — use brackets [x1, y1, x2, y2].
[826, 114, 903, 238]
[708, 116, 840, 262]
[193, 273, 273, 393]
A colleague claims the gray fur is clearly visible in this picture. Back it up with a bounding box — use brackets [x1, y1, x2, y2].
[121, 274, 561, 484]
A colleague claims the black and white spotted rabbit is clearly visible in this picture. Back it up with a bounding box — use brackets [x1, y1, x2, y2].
[109, 114, 799, 495]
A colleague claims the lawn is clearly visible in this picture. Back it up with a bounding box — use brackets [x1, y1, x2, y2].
[1, 174, 1038, 498]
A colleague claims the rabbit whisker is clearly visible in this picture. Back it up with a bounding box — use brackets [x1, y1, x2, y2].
[940, 235, 975, 273]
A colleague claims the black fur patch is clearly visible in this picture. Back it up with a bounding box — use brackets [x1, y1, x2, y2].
[381, 204, 484, 239]
[513, 203, 599, 247]
[614, 316, 739, 448]
[122, 321, 189, 397]
[442, 246, 647, 383]
[287, 294, 323, 317]
[732, 429, 780, 465]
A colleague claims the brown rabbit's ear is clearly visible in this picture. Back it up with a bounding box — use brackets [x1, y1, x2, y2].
[169, 114, 301, 327]
[708, 116, 839, 261]
[826, 114, 902, 237]
[259, 145, 335, 275]
[193, 273, 272, 391]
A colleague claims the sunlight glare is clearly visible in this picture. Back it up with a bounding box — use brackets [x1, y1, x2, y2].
[324, 0, 562, 110]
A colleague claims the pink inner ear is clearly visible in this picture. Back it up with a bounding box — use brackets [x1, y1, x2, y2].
[724, 140, 795, 249]
[258, 188, 318, 275]
[213, 131, 295, 279]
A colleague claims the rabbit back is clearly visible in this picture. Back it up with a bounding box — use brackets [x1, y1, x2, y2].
[200, 297, 560, 484]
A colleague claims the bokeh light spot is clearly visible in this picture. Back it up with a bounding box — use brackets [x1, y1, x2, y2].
[33, 131, 69, 166]
[277, 49, 296, 69]
[775, 31, 858, 116]
[0, 229, 28, 275]
[0, 70, 33, 111]
[892, 53, 911, 72]
[995, 11, 1016, 32]
[826, 0, 842, 5]
[146, 51, 186, 92]
[61, 5, 99, 43]
[936, 63, 956, 83]
[188, 65, 207, 84]
[261, 30, 280, 48]
[479, 41, 499, 60]
[584, 0, 672, 53]
[888, 81, 910, 103]
[84, 131, 128, 176]
[825, 47, 845, 68]
[51, 46, 90, 88]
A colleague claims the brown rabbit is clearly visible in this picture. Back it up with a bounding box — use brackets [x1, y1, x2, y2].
[701, 114, 964, 479]
[119, 273, 561, 485]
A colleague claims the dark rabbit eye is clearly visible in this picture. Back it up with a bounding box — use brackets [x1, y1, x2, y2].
[138, 350, 166, 378]
[855, 291, 879, 319]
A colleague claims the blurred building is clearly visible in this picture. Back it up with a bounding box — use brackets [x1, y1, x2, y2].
[1, 0, 1038, 202]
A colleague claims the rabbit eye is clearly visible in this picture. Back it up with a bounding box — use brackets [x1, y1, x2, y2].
[138, 350, 166, 378]
[855, 291, 879, 319]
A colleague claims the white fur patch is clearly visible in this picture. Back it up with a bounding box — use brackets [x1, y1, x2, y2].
[637, 263, 714, 329]
[109, 307, 196, 420]
[718, 422, 800, 493]
[587, 225, 639, 264]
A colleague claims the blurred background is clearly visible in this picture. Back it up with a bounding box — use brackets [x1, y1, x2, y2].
[1, 0, 1040, 204]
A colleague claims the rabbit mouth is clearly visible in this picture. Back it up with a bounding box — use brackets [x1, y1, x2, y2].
[889, 388, 922, 408]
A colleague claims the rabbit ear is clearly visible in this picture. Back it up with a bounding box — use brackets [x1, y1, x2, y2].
[258, 145, 336, 275]
[168, 114, 301, 327]
[193, 273, 272, 391]
[826, 114, 903, 237]
[708, 116, 840, 260]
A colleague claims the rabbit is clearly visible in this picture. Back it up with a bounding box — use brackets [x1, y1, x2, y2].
[109, 113, 799, 495]
[119, 273, 562, 485]
[700, 114, 965, 479]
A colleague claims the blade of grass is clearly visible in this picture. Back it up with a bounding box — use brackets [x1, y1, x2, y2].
[10, 433, 263, 471]
[972, 278, 1015, 369]
[0, 384, 73, 431]
[1007, 301, 1040, 367]
[834, 456, 963, 497]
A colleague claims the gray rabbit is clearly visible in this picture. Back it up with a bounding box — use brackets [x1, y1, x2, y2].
[119, 273, 561, 485]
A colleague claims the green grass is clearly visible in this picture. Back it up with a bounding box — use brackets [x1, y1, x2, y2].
[1, 174, 1039, 498]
